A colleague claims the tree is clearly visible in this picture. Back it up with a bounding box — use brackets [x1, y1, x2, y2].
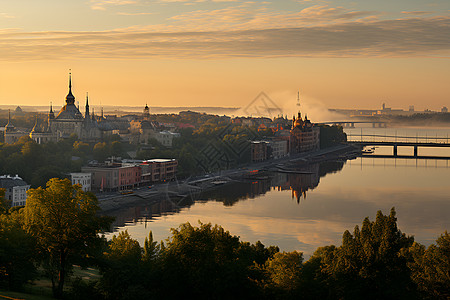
[319, 125, 347, 148]
[99, 230, 145, 300]
[143, 231, 160, 263]
[0, 188, 6, 214]
[0, 210, 37, 289]
[24, 178, 112, 298]
[407, 231, 450, 299]
[321, 208, 417, 299]
[161, 222, 254, 299]
[264, 251, 304, 298]
[93, 142, 110, 162]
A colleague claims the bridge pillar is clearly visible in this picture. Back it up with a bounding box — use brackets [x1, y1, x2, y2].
[393, 145, 398, 156]
[351, 122, 355, 128]
[372, 123, 375, 128]
[414, 146, 418, 157]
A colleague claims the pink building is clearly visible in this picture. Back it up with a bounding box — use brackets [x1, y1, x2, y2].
[141, 159, 178, 183]
[82, 162, 141, 192]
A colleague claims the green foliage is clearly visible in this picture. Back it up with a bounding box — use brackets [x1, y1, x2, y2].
[0, 209, 37, 289]
[319, 125, 347, 148]
[24, 178, 112, 298]
[99, 230, 144, 300]
[264, 251, 304, 297]
[161, 222, 253, 298]
[0, 204, 448, 300]
[315, 208, 417, 299]
[407, 231, 450, 299]
[0, 189, 6, 214]
[143, 231, 159, 263]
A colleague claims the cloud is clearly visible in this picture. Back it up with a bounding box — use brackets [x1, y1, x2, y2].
[401, 11, 434, 16]
[90, 0, 139, 10]
[165, 4, 376, 31]
[1, 12, 450, 61]
[0, 12, 15, 19]
[117, 12, 154, 15]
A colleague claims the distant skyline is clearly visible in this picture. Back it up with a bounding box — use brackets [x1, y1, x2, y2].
[1, 0, 449, 116]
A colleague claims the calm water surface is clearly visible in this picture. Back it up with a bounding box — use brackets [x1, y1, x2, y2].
[106, 127, 450, 256]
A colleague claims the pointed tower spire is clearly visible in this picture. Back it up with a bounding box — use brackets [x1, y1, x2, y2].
[48, 102, 55, 120]
[85, 92, 90, 119]
[296, 90, 301, 120]
[5, 109, 16, 132]
[65, 70, 75, 105]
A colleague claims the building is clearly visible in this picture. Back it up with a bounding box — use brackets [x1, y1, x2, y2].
[128, 106, 180, 147]
[0, 175, 30, 207]
[82, 160, 142, 192]
[70, 173, 92, 192]
[28, 73, 113, 143]
[290, 112, 320, 154]
[3, 110, 28, 144]
[268, 139, 289, 159]
[155, 131, 181, 147]
[141, 159, 178, 182]
[251, 141, 269, 162]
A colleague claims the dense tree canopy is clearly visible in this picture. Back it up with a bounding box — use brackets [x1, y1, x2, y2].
[24, 178, 112, 298]
[0, 205, 449, 299]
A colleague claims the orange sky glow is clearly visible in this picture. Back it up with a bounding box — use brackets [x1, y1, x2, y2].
[1, 0, 449, 113]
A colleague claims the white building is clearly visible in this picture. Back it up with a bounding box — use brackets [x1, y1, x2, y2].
[0, 175, 30, 207]
[155, 131, 181, 147]
[70, 173, 92, 192]
[269, 139, 289, 159]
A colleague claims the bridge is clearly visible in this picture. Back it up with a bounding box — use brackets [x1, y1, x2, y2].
[318, 121, 388, 128]
[347, 133, 450, 158]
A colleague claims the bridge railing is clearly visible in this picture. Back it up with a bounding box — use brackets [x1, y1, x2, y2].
[347, 134, 450, 144]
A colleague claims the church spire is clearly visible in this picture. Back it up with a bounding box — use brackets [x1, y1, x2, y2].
[5, 109, 15, 132]
[85, 92, 90, 118]
[65, 71, 75, 105]
[48, 102, 55, 120]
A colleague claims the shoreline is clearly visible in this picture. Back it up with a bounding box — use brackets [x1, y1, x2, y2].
[97, 144, 359, 214]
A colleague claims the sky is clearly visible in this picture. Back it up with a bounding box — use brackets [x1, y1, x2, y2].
[1, 0, 450, 114]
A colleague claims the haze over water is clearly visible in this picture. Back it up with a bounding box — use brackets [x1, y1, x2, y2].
[106, 126, 450, 256]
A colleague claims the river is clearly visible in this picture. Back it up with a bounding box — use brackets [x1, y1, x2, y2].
[105, 126, 450, 257]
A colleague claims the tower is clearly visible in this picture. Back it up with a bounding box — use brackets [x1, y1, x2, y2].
[144, 103, 150, 120]
[85, 92, 90, 119]
[5, 110, 15, 133]
[66, 72, 75, 105]
[48, 102, 55, 120]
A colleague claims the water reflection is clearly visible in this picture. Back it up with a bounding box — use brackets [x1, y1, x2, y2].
[104, 127, 450, 257]
[106, 160, 345, 231]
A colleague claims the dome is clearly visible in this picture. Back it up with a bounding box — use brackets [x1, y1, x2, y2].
[56, 104, 83, 119]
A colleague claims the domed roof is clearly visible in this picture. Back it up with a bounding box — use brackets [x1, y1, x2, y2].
[56, 104, 84, 120]
[56, 73, 83, 120]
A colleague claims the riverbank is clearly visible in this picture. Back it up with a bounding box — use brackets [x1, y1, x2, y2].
[97, 144, 358, 213]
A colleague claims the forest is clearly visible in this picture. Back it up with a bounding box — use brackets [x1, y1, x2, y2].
[0, 179, 449, 299]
